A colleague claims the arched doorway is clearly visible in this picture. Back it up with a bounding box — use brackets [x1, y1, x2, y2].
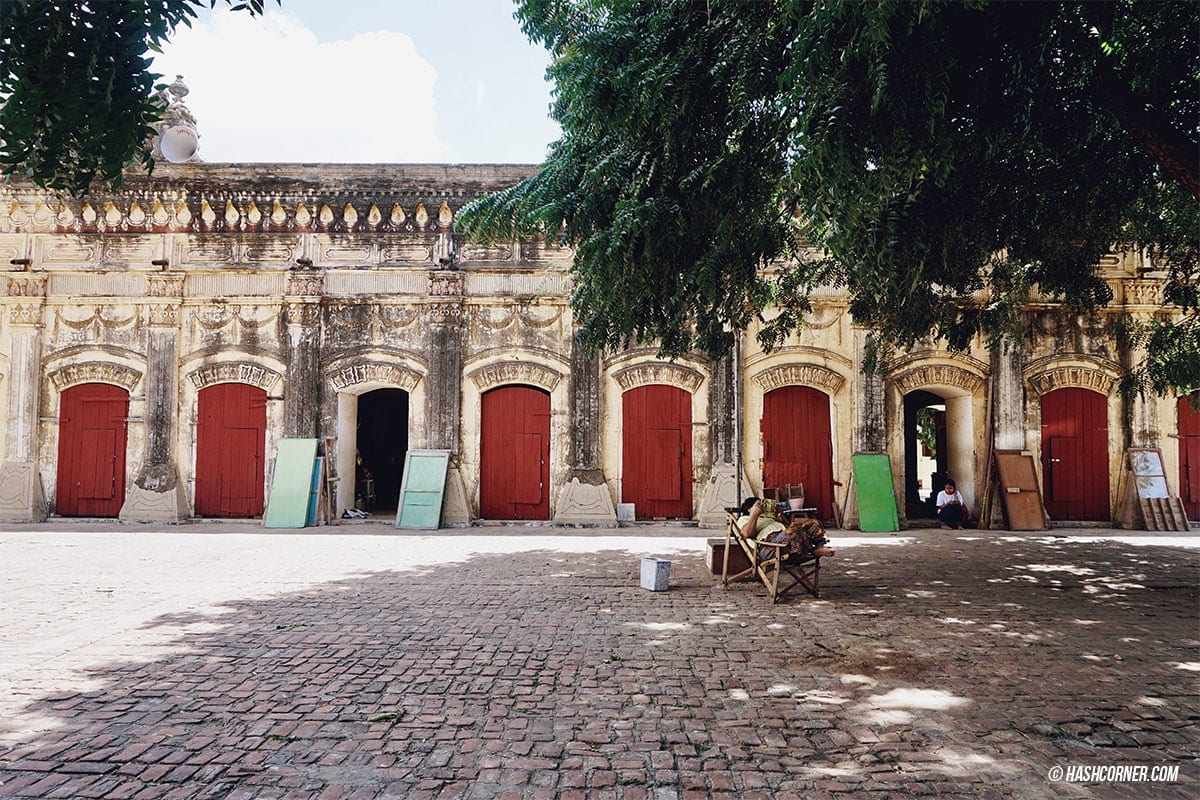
[1041, 387, 1109, 521]
[761, 385, 834, 520]
[1179, 394, 1200, 521]
[903, 390, 947, 519]
[622, 384, 693, 519]
[56, 383, 129, 517]
[355, 389, 409, 513]
[479, 385, 550, 520]
[195, 383, 267, 518]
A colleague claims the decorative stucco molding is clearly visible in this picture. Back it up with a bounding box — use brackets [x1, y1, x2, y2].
[146, 273, 185, 298]
[1026, 366, 1118, 397]
[1123, 280, 1164, 307]
[752, 364, 846, 394]
[1, 194, 469, 236]
[187, 362, 282, 391]
[429, 271, 464, 296]
[424, 301, 464, 321]
[8, 303, 43, 326]
[48, 362, 142, 392]
[892, 363, 985, 395]
[6, 275, 47, 297]
[146, 304, 180, 327]
[285, 272, 325, 297]
[327, 362, 422, 393]
[553, 477, 617, 525]
[612, 363, 704, 393]
[469, 360, 563, 393]
[284, 301, 321, 327]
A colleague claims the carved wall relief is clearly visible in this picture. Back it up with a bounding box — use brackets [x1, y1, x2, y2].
[327, 362, 422, 393]
[146, 273, 185, 298]
[6, 275, 47, 297]
[8, 304, 43, 327]
[146, 304, 180, 327]
[752, 364, 846, 394]
[187, 362, 282, 391]
[1026, 366, 1118, 397]
[612, 362, 704, 393]
[468, 360, 563, 393]
[48, 362, 142, 392]
[429, 271, 464, 296]
[892, 363, 985, 395]
[1123, 280, 1164, 307]
[51, 307, 138, 347]
[286, 272, 325, 297]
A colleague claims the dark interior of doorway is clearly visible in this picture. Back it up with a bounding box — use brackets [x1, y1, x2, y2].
[904, 390, 947, 519]
[356, 389, 408, 512]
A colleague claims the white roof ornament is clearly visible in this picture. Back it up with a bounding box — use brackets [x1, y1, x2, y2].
[151, 75, 202, 164]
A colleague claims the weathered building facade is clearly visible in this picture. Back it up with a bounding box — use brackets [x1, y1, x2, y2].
[0, 163, 1195, 527]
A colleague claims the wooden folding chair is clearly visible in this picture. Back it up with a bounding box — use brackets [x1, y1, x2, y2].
[721, 509, 821, 603]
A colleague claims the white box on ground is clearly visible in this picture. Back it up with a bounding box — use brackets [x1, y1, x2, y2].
[640, 557, 671, 591]
[617, 503, 636, 521]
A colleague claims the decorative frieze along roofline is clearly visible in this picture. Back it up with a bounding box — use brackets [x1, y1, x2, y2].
[0, 162, 538, 236]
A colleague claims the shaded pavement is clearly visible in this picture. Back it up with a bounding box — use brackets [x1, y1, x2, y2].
[0, 524, 1196, 799]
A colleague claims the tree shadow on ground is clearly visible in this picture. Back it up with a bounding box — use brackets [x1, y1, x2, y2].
[0, 537, 1196, 799]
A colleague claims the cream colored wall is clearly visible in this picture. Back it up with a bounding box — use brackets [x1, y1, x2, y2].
[0, 170, 1188, 526]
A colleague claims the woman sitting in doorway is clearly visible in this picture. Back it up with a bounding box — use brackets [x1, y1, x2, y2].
[736, 497, 836, 561]
[936, 478, 968, 530]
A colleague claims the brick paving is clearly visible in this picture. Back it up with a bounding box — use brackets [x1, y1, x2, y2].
[0, 525, 1196, 799]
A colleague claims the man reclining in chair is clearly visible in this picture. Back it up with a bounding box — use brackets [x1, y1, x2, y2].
[736, 497, 836, 562]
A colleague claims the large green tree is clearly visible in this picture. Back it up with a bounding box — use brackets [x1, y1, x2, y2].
[0, 0, 274, 196]
[459, 0, 1199, 395]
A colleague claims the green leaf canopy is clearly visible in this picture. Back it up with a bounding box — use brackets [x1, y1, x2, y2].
[459, 0, 1199, 394]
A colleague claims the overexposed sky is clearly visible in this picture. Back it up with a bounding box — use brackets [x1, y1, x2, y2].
[153, 0, 559, 164]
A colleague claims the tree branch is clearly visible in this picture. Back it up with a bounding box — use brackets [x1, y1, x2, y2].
[1093, 58, 1200, 200]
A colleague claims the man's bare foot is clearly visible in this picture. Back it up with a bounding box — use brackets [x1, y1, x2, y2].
[940, 524, 951, 530]
[814, 546, 836, 558]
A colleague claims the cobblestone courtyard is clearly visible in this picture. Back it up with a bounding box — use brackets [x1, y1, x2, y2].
[0, 526, 1196, 799]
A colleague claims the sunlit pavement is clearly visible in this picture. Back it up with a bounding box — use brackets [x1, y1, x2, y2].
[0, 524, 1196, 799]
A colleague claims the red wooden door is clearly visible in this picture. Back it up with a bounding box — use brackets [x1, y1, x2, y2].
[57, 383, 128, 517]
[1041, 388, 1109, 521]
[761, 386, 835, 520]
[480, 386, 550, 519]
[195, 383, 267, 517]
[622, 385, 693, 519]
[1180, 395, 1200, 521]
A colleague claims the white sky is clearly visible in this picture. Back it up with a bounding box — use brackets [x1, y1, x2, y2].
[152, 0, 559, 164]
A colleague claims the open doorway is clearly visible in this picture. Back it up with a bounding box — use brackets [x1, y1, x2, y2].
[904, 390, 947, 519]
[355, 389, 409, 514]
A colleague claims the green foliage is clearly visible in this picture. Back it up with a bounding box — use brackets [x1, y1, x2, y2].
[460, 0, 793, 357]
[0, 0, 275, 196]
[915, 407, 938, 458]
[460, 0, 1199, 396]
